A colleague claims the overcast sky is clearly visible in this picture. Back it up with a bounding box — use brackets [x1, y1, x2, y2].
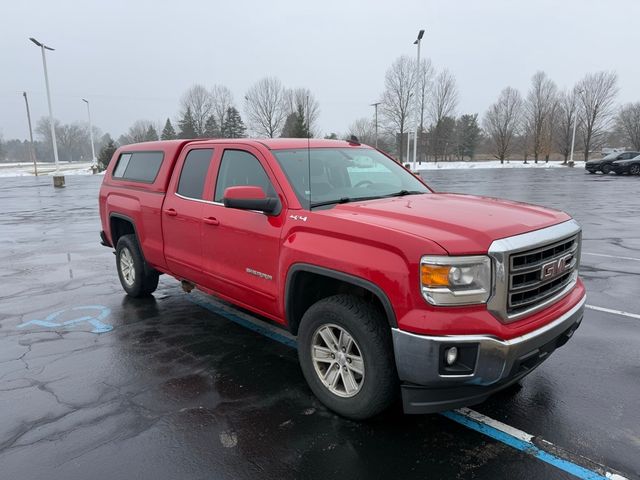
[1, 0, 638, 141]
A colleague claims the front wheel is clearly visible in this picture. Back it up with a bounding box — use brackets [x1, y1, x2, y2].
[601, 164, 612, 174]
[116, 234, 159, 297]
[297, 294, 397, 420]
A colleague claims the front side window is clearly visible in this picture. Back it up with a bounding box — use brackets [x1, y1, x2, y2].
[112, 151, 164, 183]
[176, 149, 214, 200]
[214, 150, 276, 202]
[272, 148, 429, 207]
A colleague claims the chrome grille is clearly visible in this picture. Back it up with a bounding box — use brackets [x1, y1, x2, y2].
[487, 220, 582, 323]
[508, 235, 579, 314]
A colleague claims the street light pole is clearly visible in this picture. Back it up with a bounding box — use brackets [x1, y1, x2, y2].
[569, 89, 583, 168]
[30, 37, 63, 187]
[22, 91, 38, 176]
[370, 102, 380, 148]
[413, 29, 425, 167]
[82, 98, 97, 166]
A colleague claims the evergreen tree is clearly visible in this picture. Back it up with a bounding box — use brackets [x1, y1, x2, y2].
[292, 103, 310, 138]
[144, 125, 159, 142]
[280, 113, 298, 138]
[178, 107, 197, 139]
[455, 114, 481, 160]
[204, 115, 220, 138]
[280, 104, 309, 138]
[161, 118, 177, 140]
[221, 107, 246, 138]
[97, 137, 117, 172]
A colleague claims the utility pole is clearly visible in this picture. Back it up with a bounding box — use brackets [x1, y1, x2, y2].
[22, 91, 38, 176]
[413, 29, 425, 167]
[568, 90, 582, 168]
[82, 98, 97, 167]
[30, 37, 63, 187]
[370, 102, 380, 148]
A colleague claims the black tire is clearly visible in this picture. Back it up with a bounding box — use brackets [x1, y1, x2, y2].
[601, 164, 612, 174]
[630, 164, 640, 175]
[115, 234, 159, 297]
[297, 294, 397, 420]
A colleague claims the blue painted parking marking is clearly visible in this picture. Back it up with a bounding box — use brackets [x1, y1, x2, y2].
[189, 293, 630, 479]
[17, 305, 113, 333]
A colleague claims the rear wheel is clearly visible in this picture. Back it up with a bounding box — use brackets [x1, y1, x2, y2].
[116, 234, 159, 297]
[601, 164, 612, 174]
[297, 294, 397, 420]
[630, 164, 640, 175]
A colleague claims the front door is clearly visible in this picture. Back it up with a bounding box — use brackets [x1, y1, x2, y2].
[201, 146, 285, 319]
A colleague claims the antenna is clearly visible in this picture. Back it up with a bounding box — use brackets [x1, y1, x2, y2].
[306, 95, 311, 210]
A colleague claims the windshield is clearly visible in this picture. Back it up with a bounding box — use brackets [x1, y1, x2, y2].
[272, 147, 429, 208]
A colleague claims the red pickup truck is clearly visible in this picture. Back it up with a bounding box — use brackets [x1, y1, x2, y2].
[99, 138, 585, 419]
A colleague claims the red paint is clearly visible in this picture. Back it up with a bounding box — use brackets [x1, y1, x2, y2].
[99, 139, 584, 340]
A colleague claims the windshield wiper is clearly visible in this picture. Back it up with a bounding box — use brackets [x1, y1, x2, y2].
[310, 196, 382, 208]
[382, 190, 425, 198]
[310, 197, 353, 208]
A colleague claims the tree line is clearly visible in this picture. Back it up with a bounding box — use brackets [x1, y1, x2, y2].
[2, 60, 640, 168]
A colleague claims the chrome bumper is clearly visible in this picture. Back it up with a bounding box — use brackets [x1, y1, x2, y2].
[392, 295, 585, 388]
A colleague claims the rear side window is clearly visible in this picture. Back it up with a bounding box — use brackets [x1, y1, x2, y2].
[214, 150, 276, 202]
[177, 149, 214, 200]
[112, 151, 164, 183]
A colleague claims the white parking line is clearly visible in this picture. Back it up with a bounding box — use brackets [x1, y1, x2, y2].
[585, 304, 640, 320]
[583, 252, 640, 262]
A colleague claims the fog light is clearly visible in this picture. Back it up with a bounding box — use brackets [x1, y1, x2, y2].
[445, 346, 458, 366]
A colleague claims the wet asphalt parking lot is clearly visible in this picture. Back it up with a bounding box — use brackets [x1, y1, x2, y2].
[0, 167, 638, 480]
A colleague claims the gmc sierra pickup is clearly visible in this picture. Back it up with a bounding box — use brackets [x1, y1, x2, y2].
[99, 138, 585, 419]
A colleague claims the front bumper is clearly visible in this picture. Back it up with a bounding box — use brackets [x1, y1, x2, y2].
[392, 294, 585, 413]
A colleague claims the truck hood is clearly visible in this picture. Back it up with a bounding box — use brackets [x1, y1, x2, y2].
[326, 193, 570, 254]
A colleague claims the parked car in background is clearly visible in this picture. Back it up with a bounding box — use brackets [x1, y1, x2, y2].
[612, 154, 640, 175]
[586, 151, 640, 174]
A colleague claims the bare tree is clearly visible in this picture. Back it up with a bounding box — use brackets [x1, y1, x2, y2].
[554, 90, 579, 163]
[284, 88, 320, 136]
[616, 102, 640, 151]
[428, 69, 458, 161]
[576, 71, 618, 160]
[483, 87, 523, 163]
[524, 71, 558, 163]
[429, 69, 458, 125]
[244, 77, 288, 138]
[210, 85, 234, 131]
[180, 84, 213, 137]
[118, 120, 157, 144]
[347, 118, 376, 146]
[380, 55, 417, 162]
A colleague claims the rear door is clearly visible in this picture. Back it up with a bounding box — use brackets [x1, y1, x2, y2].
[162, 147, 216, 284]
[200, 145, 285, 319]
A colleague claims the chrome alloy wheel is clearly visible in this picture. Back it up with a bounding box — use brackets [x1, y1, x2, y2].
[119, 247, 135, 287]
[311, 323, 365, 398]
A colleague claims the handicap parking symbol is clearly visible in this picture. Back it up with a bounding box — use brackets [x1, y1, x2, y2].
[17, 305, 113, 334]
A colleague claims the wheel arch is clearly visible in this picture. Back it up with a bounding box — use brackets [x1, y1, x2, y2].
[285, 264, 397, 335]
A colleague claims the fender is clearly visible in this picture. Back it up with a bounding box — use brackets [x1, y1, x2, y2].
[285, 263, 398, 329]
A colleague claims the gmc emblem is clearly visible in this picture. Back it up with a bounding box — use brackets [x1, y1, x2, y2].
[541, 254, 573, 280]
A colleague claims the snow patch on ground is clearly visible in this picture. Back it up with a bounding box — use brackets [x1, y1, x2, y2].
[0, 161, 102, 177]
[411, 160, 586, 171]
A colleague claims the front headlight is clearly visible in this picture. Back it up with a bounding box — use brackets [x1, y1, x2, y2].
[420, 255, 492, 306]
